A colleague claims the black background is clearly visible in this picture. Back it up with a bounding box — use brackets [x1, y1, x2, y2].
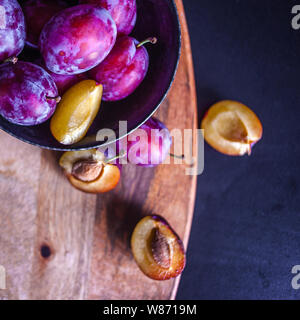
[177, 0, 300, 299]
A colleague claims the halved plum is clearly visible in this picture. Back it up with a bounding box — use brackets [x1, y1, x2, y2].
[50, 80, 103, 145]
[201, 100, 263, 156]
[59, 149, 120, 193]
[131, 215, 186, 280]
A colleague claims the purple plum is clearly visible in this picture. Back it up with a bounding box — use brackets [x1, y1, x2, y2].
[22, 0, 68, 49]
[34, 58, 88, 95]
[89, 36, 155, 101]
[120, 117, 172, 167]
[0, 61, 59, 126]
[79, 0, 137, 35]
[0, 0, 26, 62]
[39, 4, 117, 75]
[48, 72, 88, 96]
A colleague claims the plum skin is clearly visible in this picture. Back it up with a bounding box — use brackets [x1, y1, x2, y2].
[22, 0, 67, 49]
[79, 0, 137, 35]
[0, 62, 59, 126]
[120, 117, 173, 167]
[35, 58, 87, 95]
[48, 71, 87, 96]
[39, 4, 117, 75]
[0, 0, 26, 62]
[89, 36, 149, 101]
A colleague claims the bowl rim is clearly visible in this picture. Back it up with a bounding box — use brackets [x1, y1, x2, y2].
[0, 0, 182, 151]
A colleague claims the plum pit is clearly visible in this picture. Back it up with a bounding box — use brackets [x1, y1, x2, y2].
[72, 160, 103, 182]
[150, 228, 171, 269]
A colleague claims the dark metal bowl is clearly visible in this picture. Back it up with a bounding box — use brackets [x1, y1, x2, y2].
[0, 0, 181, 151]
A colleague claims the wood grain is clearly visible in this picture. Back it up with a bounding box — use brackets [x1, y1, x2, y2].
[0, 0, 197, 300]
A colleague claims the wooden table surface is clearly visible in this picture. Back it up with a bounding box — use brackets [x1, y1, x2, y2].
[0, 0, 198, 300]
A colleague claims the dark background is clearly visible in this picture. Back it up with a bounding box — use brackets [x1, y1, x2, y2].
[177, 0, 300, 299]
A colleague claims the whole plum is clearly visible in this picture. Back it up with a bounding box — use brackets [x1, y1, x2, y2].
[119, 117, 172, 167]
[0, 0, 26, 62]
[0, 61, 59, 126]
[39, 4, 117, 75]
[35, 58, 87, 95]
[49, 72, 88, 96]
[89, 36, 154, 101]
[22, 0, 67, 49]
[80, 0, 136, 35]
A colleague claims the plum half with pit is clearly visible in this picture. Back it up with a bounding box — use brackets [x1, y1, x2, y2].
[59, 149, 121, 193]
[0, 0, 26, 62]
[39, 4, 117, 75]
[89, 36, 156, 101]
[119, 117, 172, 167]
[0, 61, 59, 126]
[131, 215, 186, 280]
[80, 0, 137, 35]
[22, 0, 68, 49]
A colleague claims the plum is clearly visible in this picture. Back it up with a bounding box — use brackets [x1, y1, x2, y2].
[0, 0, 26, 62]
[34, 58, 87, 95]
[59, 149, 121, 193]
[39, 4, 117, 75]
[0, 61, 59, 126]
[89, 36, 156, 101]
[119, 117, 172, 167]
[47, 71, 87, 96]
[201, 100, 263, 156]
[79, 0, 136, 35]
[50, 80, 103, 145]
[131, 215, 186, 280]
[22, 0, 68, 49]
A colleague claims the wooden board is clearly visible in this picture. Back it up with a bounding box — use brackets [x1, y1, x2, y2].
[0, 0, 197, 300]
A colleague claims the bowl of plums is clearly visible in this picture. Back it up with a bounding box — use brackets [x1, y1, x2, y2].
[0, 0, 187, 282]
[0, 0, 181, 150]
